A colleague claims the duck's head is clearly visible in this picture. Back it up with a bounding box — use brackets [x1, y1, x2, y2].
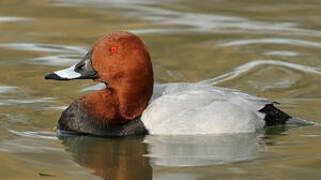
[45, 31, 154, 119]
[46, 31, 153, 87]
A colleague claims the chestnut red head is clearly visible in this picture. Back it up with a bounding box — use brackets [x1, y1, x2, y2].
[45, 31, 154, 120]
[45, 31, 153, 85]
[90, 31, 153, 89]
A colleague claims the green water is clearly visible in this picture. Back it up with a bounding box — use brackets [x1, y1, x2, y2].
[0, 0, 320, 179]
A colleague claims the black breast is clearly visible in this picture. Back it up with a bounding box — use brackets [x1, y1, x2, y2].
[57, 101, 148, 136]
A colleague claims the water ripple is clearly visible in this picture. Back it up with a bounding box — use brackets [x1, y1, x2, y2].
[0, 43, 87, 54]
[0, 16, 29, 23]
[54, 0, 321, 37]
[8, 130, 58, 140]
[0, 43, 87, 66]
[29, 55, 80, 66]
[43, 106, 68, 110]
[0, 97, 55, 106]
[220, 38, 321, 48]
[0, 86, 17, 94]
[264, 51, 299, 57]
[203, 60, 321, 85]
[0, 130, 60, 153]
[81, 83, 106, 92]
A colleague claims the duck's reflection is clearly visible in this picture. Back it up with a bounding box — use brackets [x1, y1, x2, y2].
[144, 133, 263, 167]
[59, 136, 152, 180]
[59, 129, 283, 179]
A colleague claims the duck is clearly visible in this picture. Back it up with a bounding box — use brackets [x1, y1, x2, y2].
[45, 31, 309, 136]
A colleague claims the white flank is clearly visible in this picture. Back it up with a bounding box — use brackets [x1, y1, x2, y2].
[142, 83, 268, 135]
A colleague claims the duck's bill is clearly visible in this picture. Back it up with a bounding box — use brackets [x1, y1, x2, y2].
[45, 52, 98, 80]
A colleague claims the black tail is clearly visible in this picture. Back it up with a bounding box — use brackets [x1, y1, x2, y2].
[259, 104, 315, 127]
[259, 104, 290, 126]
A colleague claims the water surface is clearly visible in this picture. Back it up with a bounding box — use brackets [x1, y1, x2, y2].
[0, 0, 320, 179]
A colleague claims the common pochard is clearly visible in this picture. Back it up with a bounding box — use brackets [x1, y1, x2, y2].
[45, 31, 309, 136]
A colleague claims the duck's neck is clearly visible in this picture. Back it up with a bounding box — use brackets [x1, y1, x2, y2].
[81, 79, 153, 126]
[111, 78, 153, 120]
[80, 81, 153, 126]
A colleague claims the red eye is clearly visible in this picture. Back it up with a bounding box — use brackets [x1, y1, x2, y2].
[109, 46, 118, 54]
